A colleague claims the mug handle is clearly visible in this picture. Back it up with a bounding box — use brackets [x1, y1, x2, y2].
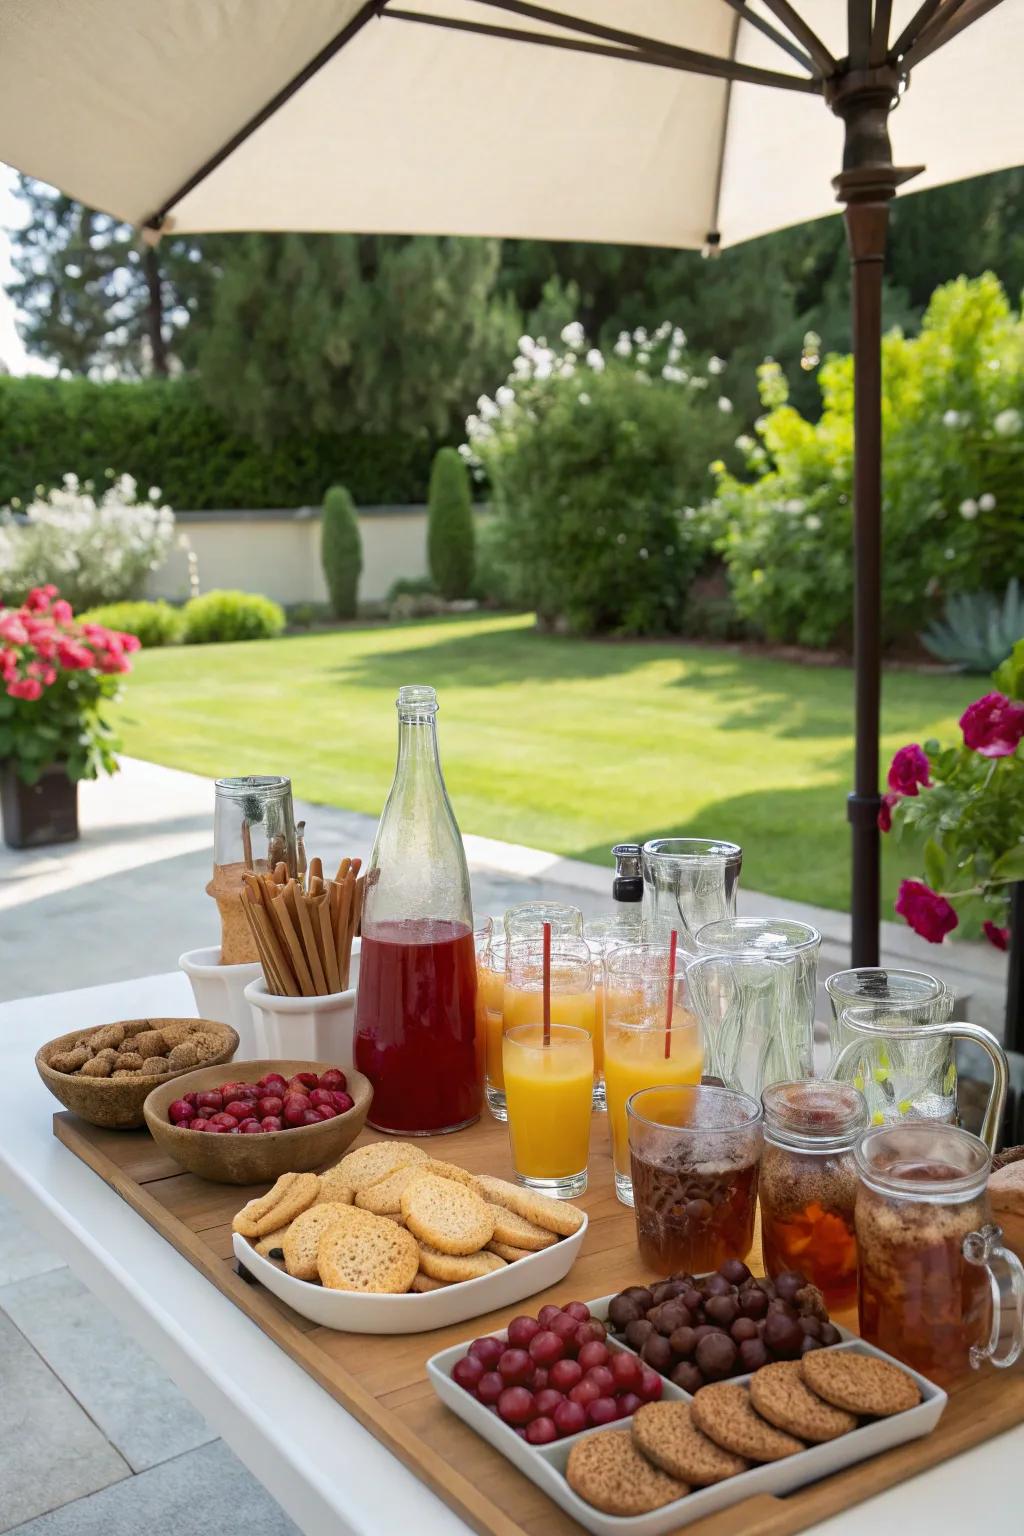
[827, 1020, 1007, 1153]
[964, 1223, 1024, 1370]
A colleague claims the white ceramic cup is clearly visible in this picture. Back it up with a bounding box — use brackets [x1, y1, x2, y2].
[244, 941, 360, 1064]
[179, 946, 262, 1059]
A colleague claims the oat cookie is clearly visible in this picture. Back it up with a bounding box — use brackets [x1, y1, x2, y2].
[750, 1362, 857, 1442]
[254, 1226, 291, 1259]
[486, 1203, 559, 1252]
[422, 1161, 484, 1196]
[51, 1047, 90, 1074]
[232, 1172, 320, 1238]
[90, 1024, 126, 1051]
[140, 1056, 169, 1074]
[317, 1215, 419, 1293]
[416, 1244, 506, 1282]
[410, 1271, 449, 1292]
[691, 1384, 804, 1462]
[801, 1350, 921, 1416]
[79, 1055, 114, 1077]
[486, 1240, 533, 1262]
[334, 1140, 430, 1193]
[116, 1052, 144, 1072]
[355, 1164, 428, 1214]
[315, 1165, 355, 1205]
[566, 1430, 688, 1516]
[401, 1175, 495, 1255]
[632, 1402, 748, 1485]
[282, 1202, 356, 1281]
[475, 1174, 583, 1237]
[132, 1029, 167, 1059]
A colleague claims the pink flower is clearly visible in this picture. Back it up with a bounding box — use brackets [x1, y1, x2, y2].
[960, 692, 1024, 758]
[51, 599, 73, 625]
[887, 744, 932, 797]
[7, 677, 43, 702]
[116, 630, 142, 653]
[24, 585, 57, 612]
[983, 920, 1010, 952]
[0, 614, 29, 645]
[895, 880, 958, 944]
[56, 639, 94, 670]
[877, 792, 898, 833]
[98, 650, 130, 674]
[0, 648, 17, 681]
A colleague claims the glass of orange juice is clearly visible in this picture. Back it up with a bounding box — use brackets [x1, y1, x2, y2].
[504, 939, 601, 1108]
[479, 939, 510, 1119]
[604, 943, 703, 1207]
[503, 1023, 593, 1197]
[584, 913, 643, 1113]
[504, 901, 583, 942]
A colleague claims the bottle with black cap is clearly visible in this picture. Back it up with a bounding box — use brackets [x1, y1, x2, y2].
[611, 843, 643, 911]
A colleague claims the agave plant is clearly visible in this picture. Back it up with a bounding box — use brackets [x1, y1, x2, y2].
[921, 580, 1024, 673]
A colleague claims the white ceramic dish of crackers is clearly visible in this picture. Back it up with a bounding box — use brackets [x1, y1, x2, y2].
[232, 1162, 588, 1334]
[427, 1295, 947, 1536]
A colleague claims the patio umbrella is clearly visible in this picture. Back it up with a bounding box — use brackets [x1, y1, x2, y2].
[0, 0, 1019, 964]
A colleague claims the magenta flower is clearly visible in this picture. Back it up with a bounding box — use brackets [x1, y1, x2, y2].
[895, 880, 958, 944]
[887, 744, 932, 797]
[960, 692, 1024, 759]
[982, 920, 1010, 952]
[877, 792, 898, 833]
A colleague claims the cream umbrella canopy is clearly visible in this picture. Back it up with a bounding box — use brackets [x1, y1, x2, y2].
[0, 0, 1018, 961]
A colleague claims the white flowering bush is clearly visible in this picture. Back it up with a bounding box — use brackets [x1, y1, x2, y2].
[710, 275, 1024, 648]
[463, 321, 736, 634]
[0, 472, 175, 612]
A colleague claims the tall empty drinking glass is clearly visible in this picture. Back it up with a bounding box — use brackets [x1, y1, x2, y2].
[479, 940, 509, 1119]
[504, 901, 584, 942]
[829, 1002, 1008, 1151]
[584, 912, 644, 1110]
[604, 944, 702, 1206]
[503, 938, 601, 1107]
[687, 918, 820, 1098]
[641, 838, 742, 954]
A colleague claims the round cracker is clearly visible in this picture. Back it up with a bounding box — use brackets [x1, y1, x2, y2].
[566, 1430, 688, 1517]
[749, 1362, 857, 1442]
[417, 1243, 506, 1282]
[317, 1215, 420, 1293]
[691, 1384, 804, 1462]
[282, 1202, 357, 1282]
[334, 1140, 430, 1192]
[801, 1350, 921, 1416]
[401, 1175, 494, 1255]
[632, 1402, 748, 1485]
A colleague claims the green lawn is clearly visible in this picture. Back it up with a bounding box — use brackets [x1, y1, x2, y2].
[112, 612, 978, 913]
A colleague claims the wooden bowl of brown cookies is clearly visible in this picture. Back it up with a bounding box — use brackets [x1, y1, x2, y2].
[35, 1018, 239, 1130]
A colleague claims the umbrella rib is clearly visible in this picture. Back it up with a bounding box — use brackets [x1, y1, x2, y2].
[705, 13, 742, 248]
[900, 0, 1000, 65]
[888, 0, 948, 58]
[716, 0, 819, 74]
[384, 7, 819, 91]
[142, 0, 386, 228]
[757, 1, 838, 74]
[848, 0, 872, 66]
[869, 0, 893, 64]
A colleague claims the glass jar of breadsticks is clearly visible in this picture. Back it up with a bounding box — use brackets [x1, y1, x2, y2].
[207, 776, 298, 964]
[240, 854, 363, 996]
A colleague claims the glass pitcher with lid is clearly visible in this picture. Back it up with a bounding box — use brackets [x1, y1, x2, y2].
[353, 685, 480, 1134]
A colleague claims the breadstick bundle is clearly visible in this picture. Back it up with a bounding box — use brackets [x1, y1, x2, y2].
[240, 855, 364, 997]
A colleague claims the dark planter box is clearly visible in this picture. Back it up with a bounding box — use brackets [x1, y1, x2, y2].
[0, 761, 79, 849]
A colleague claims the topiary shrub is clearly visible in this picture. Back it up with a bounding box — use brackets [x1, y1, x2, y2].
[427, 447, 475, 599]
[320, 485, 362, 619]
[78, 599, 184, 647]
[182, 589, 285, 644]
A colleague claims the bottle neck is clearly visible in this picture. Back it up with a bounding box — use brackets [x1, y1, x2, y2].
[396, 709, 443, 780]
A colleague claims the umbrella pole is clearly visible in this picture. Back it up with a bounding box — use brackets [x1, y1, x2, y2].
[828, 68, 922, 967]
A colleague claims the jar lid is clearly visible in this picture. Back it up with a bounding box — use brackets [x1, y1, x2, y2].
[761, 1080, 866, 1151]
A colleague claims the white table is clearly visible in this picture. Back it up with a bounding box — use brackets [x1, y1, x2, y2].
[2, 973, 1019, 1536]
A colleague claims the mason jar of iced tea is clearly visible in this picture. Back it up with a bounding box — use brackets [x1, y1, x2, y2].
[854, 1122, 1024, 1386]
[759, 1080, 865, 1310]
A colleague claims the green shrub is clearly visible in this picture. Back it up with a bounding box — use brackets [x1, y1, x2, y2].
[320, 485, 362, 619]
[472, 516, 522, 609]
[467, 322, 736, 635]
[386, 575, 437, 601]
[285, 600, 332, 629]
[78, 600, 184, 647]
[711, 274, 1024, 648]
[427, 447, 475, 599]
[0, 376, 436, 509]
[182, 589, 285, 644]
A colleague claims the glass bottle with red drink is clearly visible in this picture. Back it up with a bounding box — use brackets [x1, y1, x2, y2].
[354, 685, 481, 1134]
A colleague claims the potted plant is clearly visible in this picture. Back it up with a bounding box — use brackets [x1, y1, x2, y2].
[0, 584, 140, 848]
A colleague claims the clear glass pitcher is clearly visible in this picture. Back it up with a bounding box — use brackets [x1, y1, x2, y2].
[353, 685, 480, 1135]
[828, 1001, 1008, 1151]
[685, 918, 820, 1098]
[825, 966, 947, 1054]
[854, 1121, 1024, 1384]
[641, 838, 742, 953]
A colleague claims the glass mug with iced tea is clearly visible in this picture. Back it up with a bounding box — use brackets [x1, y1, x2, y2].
[627, 1084, 762, 1273]
[759, 1080, 865, 1311]
[854, 1122, 1024, 1386]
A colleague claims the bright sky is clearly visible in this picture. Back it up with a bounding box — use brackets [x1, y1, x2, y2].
[0, 163, 52, 375]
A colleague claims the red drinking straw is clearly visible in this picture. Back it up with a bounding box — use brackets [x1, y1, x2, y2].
[664, 928, 678, 1059]
[542, 920, 552, 1047]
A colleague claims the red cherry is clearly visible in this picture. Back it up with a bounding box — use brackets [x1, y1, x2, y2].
[577, 1341, 610, 1373]
[257, 1096, 284, 1118]
[260, 1074, 288, 1092]
[568, 1378, 601, 1409]
[616, 1392, 643, 1419]
[196, 1091, 223, 1110]
[210, 1112, 238, 1128]
[497, 1349, 532, 1386]
[529, 1330, 565, 1367]
[507, 1316, 541, 1350]
[260, 1116, 283, 1132]
[190, 1118, 210, 1132]
[553, 1399, 587, 1437]
[477, 1371, 504, 1405]
[453, 1355, 485, 1393]
[290, 1072, 318, 1090]
[563, 1301, 591, 1323]
[497, 1387, 535, 1426]
[182, 1092, 199, 1108]
[525, 1416, 558, 1445]
[333, 1092, 354, 1113]
[203, 1121, 226, 1133]
[282, 1102, 307, 1127]
[223, 1101, 251, 1121]
[313, 1105, 336, 1121]
[610, 1352, 643, 1392]
[223, 1126, 241, 1134]
[638, 1367, 664, 1402]
[537, 1304, 562, 1328]
[301, 1108, 321, 1126]
[307, 1088, 333, 1109]
[468, 1336, 504, 1369]
[319, 1068, 347, 1092]
[533, 1388, 564, 1418]
[239, 1120, 264, 1134]
[168, 1099, 194, 1123]
[587, 1397, 618, 1427]
[548, 1358, 582, 1393]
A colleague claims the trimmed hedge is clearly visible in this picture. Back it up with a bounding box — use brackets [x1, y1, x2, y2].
[182, 590, 286, 644]
[0, 376, 435, 509]
[78, 600, 184, 647]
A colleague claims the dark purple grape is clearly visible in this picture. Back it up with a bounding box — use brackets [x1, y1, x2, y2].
[608, 1295, 641, 1330]
[669, 1326, 698, 1360]
[738, 1337, 770, 1373]
[695, 1333, 739, 1381]
[662, 1280, 688, 1301]
[701, 1273, 734, 1299]
[755, 1278, 777, 1299]
[774, 1270, 807, 1303]
[641, 1333, 673, 1371]
[730, 1316, 759, 1344]
[705, 1295, 739, 1328]
[763, 1311, 804, 1359]
[718, 1259, 751, 1285]
[654, 1303, 687, 1337]
[691, 1323, 727, 1343]
[624, 1318, 654, 1351]
[671, 1361, 704, 1394]
[799, 1315, 822, 1339]
[670, 1274, 696, 1288]
[820, 1323, 841, 1347]
[681, 1288, 703, 1315]
[768, 1297, 797, 1318]
[624, 1286, 654, 1312]
[650, 1282, 674, 1307]
[800, 1334, 823, 1355]
[739, 1289, 769, 1321]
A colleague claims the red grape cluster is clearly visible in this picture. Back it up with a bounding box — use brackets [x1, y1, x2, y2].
[452, 1302, 664, 1443]
[606, 1262, 840, 1393]
[167, 1069, 353, 1134]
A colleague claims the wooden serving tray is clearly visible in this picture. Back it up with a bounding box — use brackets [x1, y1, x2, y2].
[54, 1110, 1024, 1536]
